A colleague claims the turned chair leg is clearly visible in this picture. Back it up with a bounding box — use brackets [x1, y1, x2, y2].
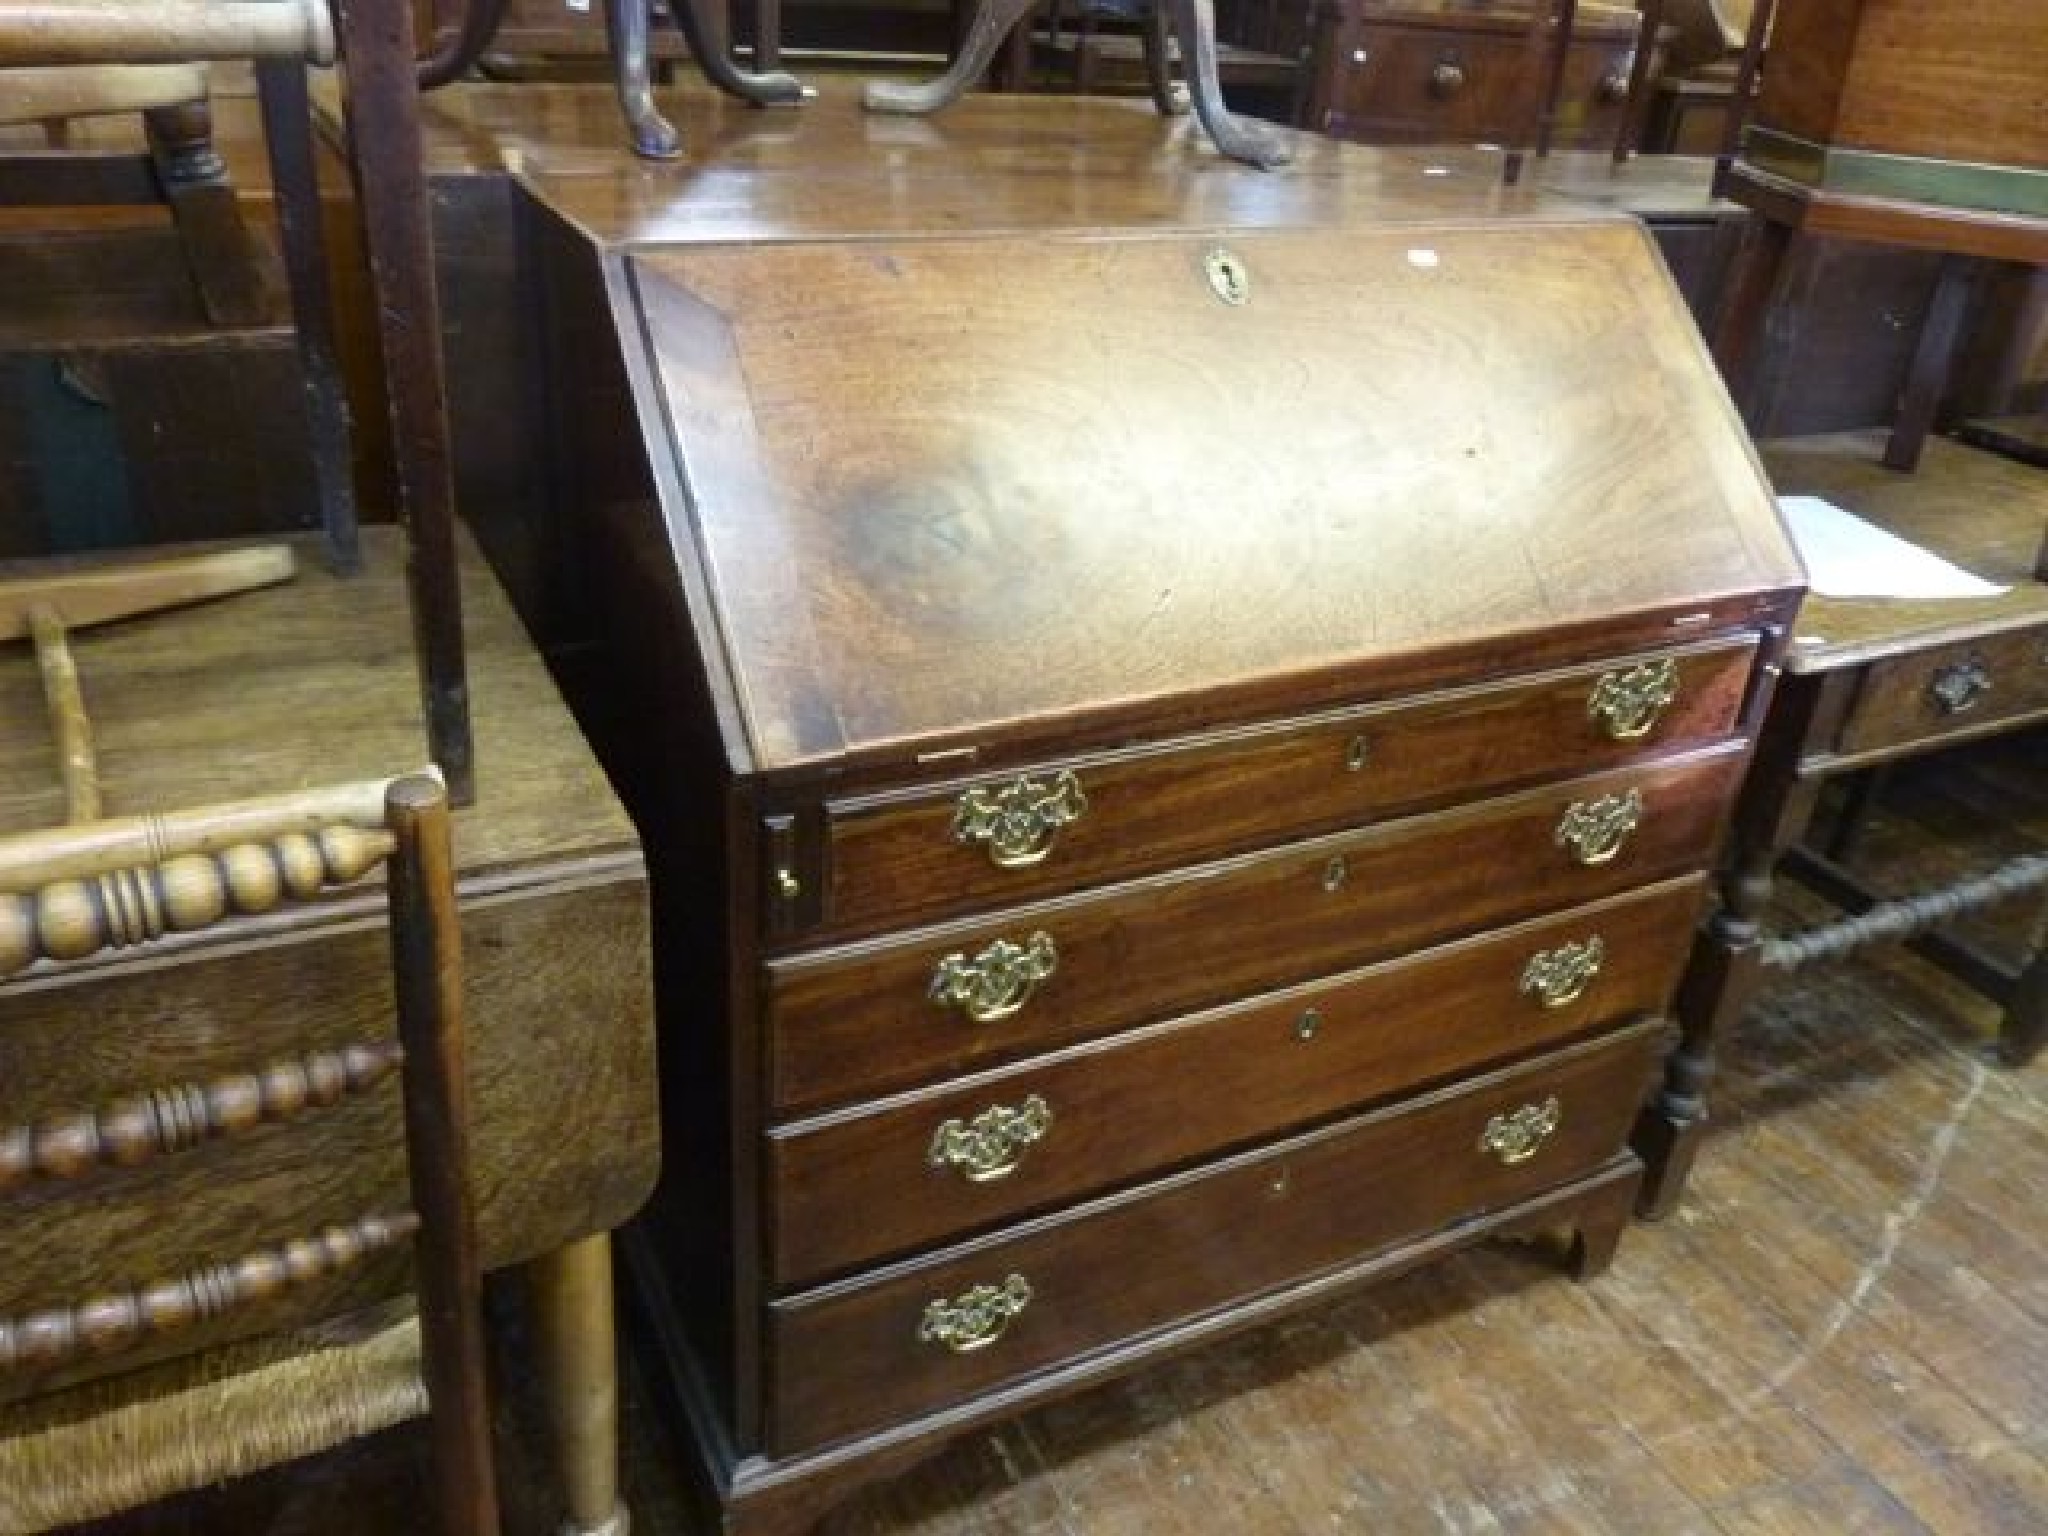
[529, 1235, 630, 1536]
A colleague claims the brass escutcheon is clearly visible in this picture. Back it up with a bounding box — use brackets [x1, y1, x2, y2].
[917, 1274, 1033, 1353]
[1520, 936, 1606, 1009]
[1479, 1097, 1562, 1165]
[1556, 789, 1643, 866]
[1345, 734, 1371, 773]
[1588, 657, 1680, 740]
[1204, 246, 1250, 306]
[929, 932, 1059, 1024]
[952, 770, 1088, 869]
[928, 1095, 1053, 1182]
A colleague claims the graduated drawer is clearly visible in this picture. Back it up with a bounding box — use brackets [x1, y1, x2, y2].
[816, 639, 1756, 939]
[766, 876, 1703, 1286]
[1831, 623, 2048, 760]
[766, 1018, 1667, 1455]
[769, 743, 1746, 1112]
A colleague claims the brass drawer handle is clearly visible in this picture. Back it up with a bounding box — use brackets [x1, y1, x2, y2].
[929, 932, 1059, 1023]
[928, 1095, 1052, 1182]
[952, 771, 1088, 869]
[1556, 789, 1642, 866]
[1929, 656, 1992, 716]
[917, 1274, 1033, 1353]
[1428, 55, 1466, 97]
[1588, 658, 1679, 740]
[1479, 1097, 1562, 1165]
[1520, 936, 1605, 1009]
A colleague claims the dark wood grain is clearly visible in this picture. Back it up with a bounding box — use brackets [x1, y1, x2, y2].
[386, 776, 502, 1536]
[768, 877, 1704, 1286]
[1757, 0, 2048, 171]
[818, 638, 1755, 940]
[770, 747, 1747, 1112]
[767, 1021, 1666, 1456]
[628, 223, 1794, 774]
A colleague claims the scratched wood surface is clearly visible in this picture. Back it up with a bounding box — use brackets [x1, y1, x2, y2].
[76, 727, 2048, 1534]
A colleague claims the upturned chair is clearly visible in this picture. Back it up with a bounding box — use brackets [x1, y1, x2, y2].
[0, 773, 500, 1535]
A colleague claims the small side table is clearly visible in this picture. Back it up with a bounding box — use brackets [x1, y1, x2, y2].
[1636, 431, 2048, 1217]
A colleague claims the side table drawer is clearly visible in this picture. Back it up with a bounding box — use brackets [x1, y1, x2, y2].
[767, 876, 1703, 1286]
[766, 1018, 1667, 1456]
[770, 744, 1747, 1112]
[1833, 625, 2048, 758]
[818, 639, 1756, 939]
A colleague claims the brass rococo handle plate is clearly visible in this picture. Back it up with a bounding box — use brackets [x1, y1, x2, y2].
[1519, 936, 1605, 1009]
[1478, 1097, 1562, 1165]
[1588, 657, 1680, 741]
[952, 770, 1088, 869]
[1555, 789, 1643, 866]
[929, 932, 1059, 1023]
[917, 1274, 1033, 1353]
[928, 1094, 1053, 1182]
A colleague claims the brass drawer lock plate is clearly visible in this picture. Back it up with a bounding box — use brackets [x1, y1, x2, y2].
[952, 770, 1088, 868]
[918, 1274, 1033, 1353]
[928, 1095, 1053, 1182]
[1588, 657, 1679, 740]
[1479, 1097, 1562, 1165]
[1519, 936, 1605, 1009]
[1556, 789, 1643, 866]
[929, 932, 1059, 1023]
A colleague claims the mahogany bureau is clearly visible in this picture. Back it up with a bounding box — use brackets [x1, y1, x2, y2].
[512, 90, 1805, 1535]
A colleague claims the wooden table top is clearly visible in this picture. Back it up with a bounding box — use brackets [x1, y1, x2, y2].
[413, 82, 1611, 250]
[0, 525, 638, 887]
[1765, 430, 2048, 673]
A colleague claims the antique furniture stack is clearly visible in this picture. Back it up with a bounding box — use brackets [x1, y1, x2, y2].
[504, 91, 1803, 1533]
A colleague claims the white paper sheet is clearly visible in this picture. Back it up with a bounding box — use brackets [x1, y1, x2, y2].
[1778, 495, 2010, 600]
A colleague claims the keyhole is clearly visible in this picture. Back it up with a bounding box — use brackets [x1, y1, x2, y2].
[1323, 856, 1348, 892]
[1346, 735, 1370, 773]
[1296, 1008, 1321, 1042]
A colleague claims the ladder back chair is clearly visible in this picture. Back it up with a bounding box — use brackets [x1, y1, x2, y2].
[0, 774, 499, 1536]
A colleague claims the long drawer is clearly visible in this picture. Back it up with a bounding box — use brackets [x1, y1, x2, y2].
[769, 743, 1746, 1111]
[817, 638, 1756, 938]
[767, 876, 1703, 1286]
[766, 1019, 1667, 1455]
[1830, 622, 2048, 760]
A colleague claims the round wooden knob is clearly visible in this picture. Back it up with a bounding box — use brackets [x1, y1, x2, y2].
[1429, 57, 1467, 97]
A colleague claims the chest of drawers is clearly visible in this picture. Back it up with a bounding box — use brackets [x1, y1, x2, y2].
[548, 122, 1805, 1532]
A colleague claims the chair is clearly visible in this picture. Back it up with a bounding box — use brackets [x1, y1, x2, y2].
[0, 0, 476, 801]
[0, 773, 500, 1535]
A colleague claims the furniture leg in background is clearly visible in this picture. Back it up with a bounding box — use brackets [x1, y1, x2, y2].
[528, 1235, 630, 1536]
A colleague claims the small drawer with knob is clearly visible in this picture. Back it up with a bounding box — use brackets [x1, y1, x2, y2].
[770, 744, 1745, 1112]
[765, 1017, 1668, 1456]
[766, 877, 1703, 1286]
[1832, 623, 2048, 758]
[808, 637, 1756, 941]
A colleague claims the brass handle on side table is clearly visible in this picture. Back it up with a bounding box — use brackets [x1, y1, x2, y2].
[1479, 1097, 1562, 1165]
[917, 1274, 1033, 1353]
[928, 1095, 1053, 1182]
[1588, 658, 1679, 740]
[1556, 789, 1643, 866]
[1519, 937, 1605, 1009]
[952, 771, 1088, 869]
[929, 932, 1059, 1023]
[1928, 656, 1992, 716]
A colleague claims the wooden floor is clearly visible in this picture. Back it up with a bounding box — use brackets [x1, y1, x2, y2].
[74, 727, 2048, 1536]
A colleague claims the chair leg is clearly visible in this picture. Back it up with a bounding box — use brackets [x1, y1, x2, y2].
[528, 1235, 629, 1536]
[1883, 254, 1976, 474]
[143, 97, 271, 329]
[255, 58, 360, 574]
